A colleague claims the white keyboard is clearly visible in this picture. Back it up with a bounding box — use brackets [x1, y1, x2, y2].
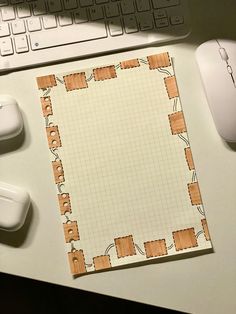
[0, 0, 190, 72]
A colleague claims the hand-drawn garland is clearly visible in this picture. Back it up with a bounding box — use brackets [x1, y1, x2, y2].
[36, 52, 211, 276]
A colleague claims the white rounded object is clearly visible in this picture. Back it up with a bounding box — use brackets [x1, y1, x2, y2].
[0, 182, 30, 231]
[0, 95, 23, 141]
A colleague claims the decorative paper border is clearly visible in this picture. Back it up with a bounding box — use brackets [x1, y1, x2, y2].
[37, 52, 211, 276]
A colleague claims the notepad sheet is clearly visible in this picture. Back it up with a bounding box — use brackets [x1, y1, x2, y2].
[36, 53, 212, 276]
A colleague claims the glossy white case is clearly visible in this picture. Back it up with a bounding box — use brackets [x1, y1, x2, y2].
[0, 182, 30, 231]
[0, 95, 23, 141]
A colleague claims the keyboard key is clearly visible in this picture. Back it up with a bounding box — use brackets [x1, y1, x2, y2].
[10, 0, 24, 3]
[138, 12, 153, 31]
[14, 34, 29, 53]
[30, 22, 107, 50]
[58, 12, 73, 26]
[43, 15, 57, 29]
[108, 17, 123, 36]
[95, 0, 109, 3]
[1, 5, 15, 21]
[155, 17, 169, 28]
[17, 4, 31, 18]
[0, 23, 10, 37]
[0, 37, 13, 55]
[136, 0, 150, 12]
[90, 6, 103, 20]
[63, 0, 78, 10]
[48, 0, 63, 13]
[170, 15, 184, 25]
[154, 9, 167, 19]
[120, 0, 135, 15]
[11, 19, 26, 34]
[80, 0, 94, 7]
[123, 15, 138, 33]
[105, 3, 119, 17]
[32, 2, 47, 16]
[27, 17, 42, 32]
[74, 8, 88, 23]
[152, 0, 179, 9]
[0, 1, 9, 6]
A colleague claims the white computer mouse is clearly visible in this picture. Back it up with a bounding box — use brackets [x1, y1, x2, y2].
[0, 95, 23, 141]
[0, 181, 30, 231]
[196, 39, 236, 142]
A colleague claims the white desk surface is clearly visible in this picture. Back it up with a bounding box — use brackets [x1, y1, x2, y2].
[1, 1, 236, 313]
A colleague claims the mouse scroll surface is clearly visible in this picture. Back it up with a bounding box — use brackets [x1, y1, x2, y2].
[196, 39, 236, 142]
[0, 95, 23, 141]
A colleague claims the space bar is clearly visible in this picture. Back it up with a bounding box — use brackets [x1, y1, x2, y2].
[30, 22, 107, 50]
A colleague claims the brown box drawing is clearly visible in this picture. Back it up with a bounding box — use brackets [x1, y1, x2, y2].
[144, 239, 167, 258]
[68, 250, 86, 275]
[120, 59, 140, 69]
[168, 111, 187, 135]
[63, 221, 80, 243]
[52, 160, 64, 184]
[147, 52, 171, 69]
[164, 76, 179, 99]
[201, 219, 211, 241]
[58, 193, 72, 215]
[188, 182, 203, 205]
[173, 228, 198, 251]
[37, 74, 57, 90]
[93, 255, 111, 271]
[46, 125, 62, 149]
[41, 97, 53, 117]
[64, 72, 88, 91]
[93, 66, 117, 81]
[114, 235, 136, 258]
[185, 147, 195, 170]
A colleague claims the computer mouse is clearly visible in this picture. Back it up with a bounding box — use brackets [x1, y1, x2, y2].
[0, 95, 24, 141]
[0, 181, 30, 231]
[196, 39, 236, 142]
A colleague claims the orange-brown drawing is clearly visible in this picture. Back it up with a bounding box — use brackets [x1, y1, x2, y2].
[93, 65, 117, 81]
[114, 235, 136, 258]
[37, 52, 213, 276]
[147, 52, 171, 69]
[144, 239, 167, 258]
[164, 76, 179, 99]
[173, 228, 198, 251]
[63, 221, 80, 242]
[58, 193, 72, 215]
[68, 250, 86, 275]
[168, 111, 187, 135]
[188, 182, 203, 205]
[40, 97, 53, 117]
[201, 219, 211, 241]
[37, 74, 57, 90]
[63, 72, 88, 91]
[93, 255, 111, 271]
[120, 59, 140, 69]
[185, 147, 195, 170]
[46, 125, 62, 149]
[52, 160, 64, 184]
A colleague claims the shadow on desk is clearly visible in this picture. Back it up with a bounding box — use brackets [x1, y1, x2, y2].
[1, 273, 185, 314]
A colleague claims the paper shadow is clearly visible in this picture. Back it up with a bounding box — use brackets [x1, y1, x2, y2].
[74, 247, 214, 278]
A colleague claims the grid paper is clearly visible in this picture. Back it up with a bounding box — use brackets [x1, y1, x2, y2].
[36, 53, 212, 276]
